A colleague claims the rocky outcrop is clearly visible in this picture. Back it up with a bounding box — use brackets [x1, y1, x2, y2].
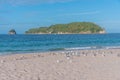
[99, 30, 106, 34]
[9, 29, 16, 35]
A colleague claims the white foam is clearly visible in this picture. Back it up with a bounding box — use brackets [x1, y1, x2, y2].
[65, 46, 120, 51]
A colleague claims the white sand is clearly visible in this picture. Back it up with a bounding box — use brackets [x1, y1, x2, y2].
[0, 49, 120, 80]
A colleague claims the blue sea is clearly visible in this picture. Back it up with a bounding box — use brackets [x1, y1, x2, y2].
[0, 34, 120, 55]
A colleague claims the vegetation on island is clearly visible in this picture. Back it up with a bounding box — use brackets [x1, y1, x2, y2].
[25, 22, 105, 34]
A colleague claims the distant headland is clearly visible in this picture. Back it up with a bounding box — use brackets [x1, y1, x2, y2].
[25, 22, 106, 34]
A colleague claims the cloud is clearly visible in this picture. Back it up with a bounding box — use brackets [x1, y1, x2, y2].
[56, 11, 100, 17]
[0, 0, 74, 5]
[98, 20, 120, 24]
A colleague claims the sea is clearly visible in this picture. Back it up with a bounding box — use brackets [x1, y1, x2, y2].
[0, 33, 120, 55]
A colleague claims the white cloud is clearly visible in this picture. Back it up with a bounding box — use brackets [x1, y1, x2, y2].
[0, 0, 74, 5]
[98, 20, 120, 24]
[56, 11, 100, 17]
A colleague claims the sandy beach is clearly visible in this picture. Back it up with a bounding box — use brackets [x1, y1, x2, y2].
[0, 49, 120, 80]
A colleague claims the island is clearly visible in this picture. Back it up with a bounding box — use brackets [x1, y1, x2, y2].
[25, 22, 106, 34]
[9, 29, 17, 35]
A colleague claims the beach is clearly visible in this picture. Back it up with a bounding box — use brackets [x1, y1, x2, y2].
[0, 49, 120, 80]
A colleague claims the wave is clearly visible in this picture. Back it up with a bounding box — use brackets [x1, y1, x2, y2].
[49, 48, 65, 51]
[1, 46, 120, 55]
[104, 46, 120, 49]
[65, 46, 120, 51]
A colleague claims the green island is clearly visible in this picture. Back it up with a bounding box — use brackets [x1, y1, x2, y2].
[25, 22, 106, 34]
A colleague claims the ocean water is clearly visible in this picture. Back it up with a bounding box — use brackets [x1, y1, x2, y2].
[0, 34, 120, 54]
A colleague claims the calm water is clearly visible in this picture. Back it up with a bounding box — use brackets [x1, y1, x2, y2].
[0, 34, 120, 54]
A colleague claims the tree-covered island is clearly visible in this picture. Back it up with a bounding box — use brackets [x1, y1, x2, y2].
[25, 22, 106, 34]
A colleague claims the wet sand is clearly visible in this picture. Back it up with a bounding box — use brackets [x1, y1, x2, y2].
[0, 49, 120, 80]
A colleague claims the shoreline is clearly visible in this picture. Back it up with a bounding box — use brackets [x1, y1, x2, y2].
[25, 32, 106, 35]
[1, 47, 120, 56]
[2, 48, 120, 60]
[1, 48, 120, 80]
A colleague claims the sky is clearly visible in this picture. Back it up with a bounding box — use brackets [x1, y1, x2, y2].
[0, 0, 120, 34]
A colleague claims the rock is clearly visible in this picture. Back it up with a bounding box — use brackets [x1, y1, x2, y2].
[57, 60, 60, 63]
[0, 60, 5, 63]
[9, 29, 16, 35]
